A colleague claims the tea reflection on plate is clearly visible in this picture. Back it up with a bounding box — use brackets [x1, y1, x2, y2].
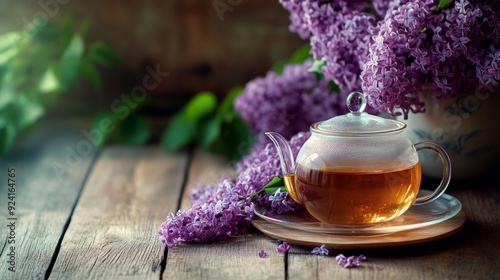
[253, 190, 462, 236]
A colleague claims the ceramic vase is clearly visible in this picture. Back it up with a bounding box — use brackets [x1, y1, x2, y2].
[398, 87, 500, 180]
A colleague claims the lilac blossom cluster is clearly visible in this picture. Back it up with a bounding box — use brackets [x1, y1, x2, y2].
[158, 132, 309, 248]
[234, 60, 348, 146]
[362, 0, 500, 118]
[278, 0, 378, 94]
[279, 0, 500, 119]
[255, 188, 298, 215]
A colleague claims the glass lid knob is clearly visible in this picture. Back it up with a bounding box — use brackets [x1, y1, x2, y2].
[346, 91, 367, 115]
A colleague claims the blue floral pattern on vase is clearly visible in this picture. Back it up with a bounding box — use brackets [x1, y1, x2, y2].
[412, 129, 491, 158]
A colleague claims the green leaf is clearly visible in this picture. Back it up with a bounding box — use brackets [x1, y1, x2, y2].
[89, 92, 149, 147]
[78, 17, 92, 36]
[62, 34, 84, 60]
[230, 116, 253, 160]
[0, 46, 18, 68]
[38, 63, 63, 93]
[437, 0, 455, 11]
[90, 112, 115, 147]
[0, 33, 20, 66]
[196, 115, 221, 148]
[210, 114, 253, 161]
[327, 81, 340, 94]
[270, 44, 312, 74]
[289, 44, 312, 64]
[308, 59, 326, 75]
[270, 59, 288, 74]
[80, 60, 101, 91]
[0, 122, 16, 156]
[263, 186, 286, 196]
[57, 57, 81, 89]
[0, 16, 119, 156]
[0, 32, 17, 52]
[264, 177, 283, 188]
[0, 97, 44, 137]
[183, 91, 217, 121]
[252, 176, 287, 198]
[32, 21, 60, 42]
[121, 115, 150, 146]
[217, 86, 243, 119]
[59, 13, 74, 50]
[56, 35, 85, 88]
[160, 112, 197, 152]
[87, 41, 119, 66]
[0, 63, 8, 83]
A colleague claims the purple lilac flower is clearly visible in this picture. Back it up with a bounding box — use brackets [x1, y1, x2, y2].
[276, 241, 291, 254]
[279, 1, 378, 94]
[372, 0, 393, 17]
[279, 1, 500, 119]
[257, 188, 298, 215]
[335, 254, 367, 268]
[361, 0, 436, 118]
[362, 0, 500, 118]
[159, 132, 309, 248]
[360, 0, 500, 118]
[258, 249, 268, 258]
[278, 0, 310, 39]
[311, 245, 329, 256]
[234, 60, 349, 146]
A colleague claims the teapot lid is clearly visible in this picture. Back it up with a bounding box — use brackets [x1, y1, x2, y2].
[311, 92, 406, 135]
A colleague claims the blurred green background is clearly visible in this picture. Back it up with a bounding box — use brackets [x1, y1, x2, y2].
[0, 0, 305, 159]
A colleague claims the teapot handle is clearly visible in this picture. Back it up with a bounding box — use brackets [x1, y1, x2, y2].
[413, 141, 452, 205]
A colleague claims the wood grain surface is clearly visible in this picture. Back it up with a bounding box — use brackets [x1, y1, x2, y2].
[0, 120, 97, 279]
[49, 147, 188, 279]
[1, 122, 499, 280]
[163, 150, 285, 280]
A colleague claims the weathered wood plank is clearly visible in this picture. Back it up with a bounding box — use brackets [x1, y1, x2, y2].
[286, 188, 500, 280]
[0, 119, 97, 279]
[163, 150, 286, 280]
[49, 147, 188, 279]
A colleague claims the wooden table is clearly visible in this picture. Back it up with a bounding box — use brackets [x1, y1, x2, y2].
[1, 120, 499, 280]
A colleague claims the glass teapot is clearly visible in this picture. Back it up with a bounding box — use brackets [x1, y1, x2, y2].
[265, 92, 452, 226]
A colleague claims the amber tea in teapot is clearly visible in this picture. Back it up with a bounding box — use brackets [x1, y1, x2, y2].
[290, 163, 422, 225]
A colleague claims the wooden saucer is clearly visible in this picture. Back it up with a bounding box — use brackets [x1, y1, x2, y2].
[251, 209, 466, 249]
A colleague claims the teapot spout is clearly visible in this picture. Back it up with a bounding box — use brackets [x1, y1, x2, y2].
[265, 132, 301, 204]
[265, 132, 296, 175]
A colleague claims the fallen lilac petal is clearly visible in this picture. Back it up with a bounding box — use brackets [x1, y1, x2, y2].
[258, 249, 267, 258]
[336, 254, 367, 268]
[335, 254, 347, 266]
[311, 244, 329, 256]
[344, 256, 356, 268]
[276, 242, 291, 254]
[354, 255, 367, 266]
